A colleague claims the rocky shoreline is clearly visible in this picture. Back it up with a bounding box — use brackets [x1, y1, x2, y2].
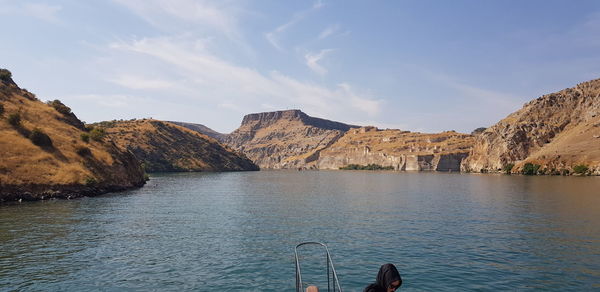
[0, 181, 146, 203]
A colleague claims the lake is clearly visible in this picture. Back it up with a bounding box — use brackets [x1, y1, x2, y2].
[1, 171, 599, 291]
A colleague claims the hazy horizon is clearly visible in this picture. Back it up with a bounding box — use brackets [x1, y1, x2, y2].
[2, 0, 600, 133]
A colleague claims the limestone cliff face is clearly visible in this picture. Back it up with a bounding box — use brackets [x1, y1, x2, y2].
[317, 127, 473, 171]
[224, 110, 357, 169]
[96, 119, 258, 172]
[462, 78, 600, 174]
[0, 72, 145, 201]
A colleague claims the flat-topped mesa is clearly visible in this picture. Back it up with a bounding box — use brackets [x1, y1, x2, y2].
[225, 110, 358, 169]
[239, 109, 356, 131]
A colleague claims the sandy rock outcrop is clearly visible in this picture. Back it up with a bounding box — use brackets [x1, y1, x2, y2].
[317, 127, 473, 171]
[462, 78, 600, 174]
[224, 110, 357, 169]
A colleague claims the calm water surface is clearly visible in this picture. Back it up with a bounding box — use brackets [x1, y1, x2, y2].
[1, 171, 599, 291]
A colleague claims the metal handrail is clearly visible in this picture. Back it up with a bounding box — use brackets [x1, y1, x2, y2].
[295, 242, 343, 292]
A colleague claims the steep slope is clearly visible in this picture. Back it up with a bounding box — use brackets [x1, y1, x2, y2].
[317, 126, 474, 171]
[95, 119, 258, 172]
[462, 78, 600, 174]
[168, 121, 226, 141]
[0, 70, 145, 201]
[224, 110, 357, 169]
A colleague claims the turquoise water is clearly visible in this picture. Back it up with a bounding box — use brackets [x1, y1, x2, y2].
[1, 171, 599, 291]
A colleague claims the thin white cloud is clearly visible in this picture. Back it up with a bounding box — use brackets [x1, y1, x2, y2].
[106, 36, 382, 121]
[0, 2, 62, 23]
[318, 24, 340, 40]
[112, 0, 241, 39]
[264, 1, 325, 51]
[218, 101, 244, 112]
[69, 94, 133, 108]
[24, 3, 62, 23]
[110, 74, 174, 90]
[422, 69, 520, 111]
[305, 49, 335, 75]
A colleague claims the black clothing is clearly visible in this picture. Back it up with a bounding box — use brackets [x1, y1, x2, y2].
[363, 263, 402, 292]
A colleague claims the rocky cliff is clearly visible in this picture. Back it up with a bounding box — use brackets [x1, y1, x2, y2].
[224, 110, 357, 169]
[95, 119, 258, 172]
[0, 70, 145, 201]
[317, 126, 474, 171]
[462, 78, 600, 174]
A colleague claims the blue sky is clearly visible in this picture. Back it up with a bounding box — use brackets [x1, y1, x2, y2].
[2, 0, 600, 133]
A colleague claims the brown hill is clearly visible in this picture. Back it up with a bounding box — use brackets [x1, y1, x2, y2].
[168, 121, 226, 141]
[94, 119, 258, 172]
[224, 110, 358, 169]
[462, 78, 600, 175]
[316, 126, 474, 171]
[0, 70, 145, 201]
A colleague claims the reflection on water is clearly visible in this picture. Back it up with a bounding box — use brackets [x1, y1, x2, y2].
[1, 171, 599, 291]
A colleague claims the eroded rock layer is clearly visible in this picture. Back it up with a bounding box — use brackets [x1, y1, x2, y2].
[462, 78, 600, 174]
[316, 127, 473, 171]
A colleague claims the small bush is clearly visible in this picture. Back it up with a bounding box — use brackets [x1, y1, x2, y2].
[80, 133, 90, 143]
[144, 173, 150, 181]
[522, 163, 541, 175]
[85, 177, 97, 186]
[7, 113, 21, 126]
[0, 69, 11, 81]
[29, 128, 53, 147]
[471, 127, 487, 135]
[503, 163, 515, 174]
[75, 145, 92, 156]
[339, 164, 394, 170]
[89, 128, 106, 141]
[573, 164, 589, 174]
[47, 99, 72, 115]
[0, 103, 4, 115]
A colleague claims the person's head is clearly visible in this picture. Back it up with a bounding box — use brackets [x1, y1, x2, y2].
[376, 263, 402, 291]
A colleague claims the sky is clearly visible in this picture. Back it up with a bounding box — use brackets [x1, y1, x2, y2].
[2, 0, 600, 134]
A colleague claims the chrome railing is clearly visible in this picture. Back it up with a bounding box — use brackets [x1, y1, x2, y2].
[295, 242, 343, 292]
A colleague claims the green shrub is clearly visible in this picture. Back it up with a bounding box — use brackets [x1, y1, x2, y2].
[522, 163, 541, 175]
[144, 173, 150, 181]
[7, 113, 21, 126]
[573, 164, 589, 174]
[75, 145, 92, 156]
[339, 164, 394, 170]
[46, 99, 72, 115]
[29, 128, 52, 147]
[0, 69, 11, 81]
[89, 128, 106, 141]
[80, 133, 90, 143]
[85, 177, 97, 186]
[503, 163, 515, 174]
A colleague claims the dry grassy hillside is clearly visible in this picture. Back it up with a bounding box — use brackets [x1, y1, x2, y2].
[0, 70, 145, 201]
[94, 119, 258, 172]
[462, 78, 600, 174]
